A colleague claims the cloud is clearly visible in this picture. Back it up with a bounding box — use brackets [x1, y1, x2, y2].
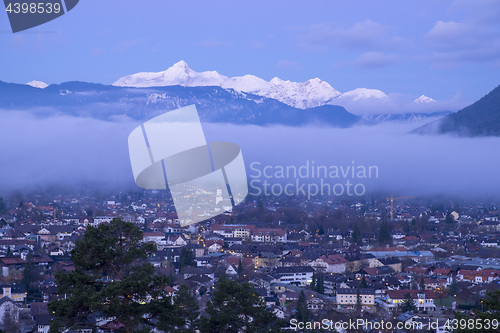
[426, 21, 496, 51]
[1, 109, 499, 199]
[297, 20, 408, 52]
[0, 109, 136, 191]
[423, 19, 500, 66]
[203, 122, 500, 199]
[352, 52, 401, 69]
[274, 60, 302, 70]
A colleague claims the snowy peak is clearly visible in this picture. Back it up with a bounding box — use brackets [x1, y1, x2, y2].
[339, 88, 387, 101]
[113, 60, 227, 88]
[26, 80, 48, 89]
[414, 95, 436, 103]
[113, 61, 340, 109]
[113, 61, 436, 110]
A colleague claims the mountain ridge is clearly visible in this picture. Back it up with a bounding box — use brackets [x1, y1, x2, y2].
[415, 83, 500, 137]
[113, 61, 435, 110]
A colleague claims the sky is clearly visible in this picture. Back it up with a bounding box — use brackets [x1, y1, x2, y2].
[1, 0, 500, 104]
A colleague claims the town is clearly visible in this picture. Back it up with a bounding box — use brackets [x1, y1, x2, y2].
[0, 188, 499, 332]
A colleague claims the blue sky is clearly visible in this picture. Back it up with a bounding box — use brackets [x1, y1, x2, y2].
[1, 0, 500, 103]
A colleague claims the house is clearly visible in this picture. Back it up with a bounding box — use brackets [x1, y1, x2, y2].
[93, 216, 114, 226]
[383, 289, 437, 311]
[336, 288, 375, 309]
[307, 296, 325, 310]
[309, 254, 347, 274]
[34, 313, 51, 333]
[378, 257, 402, 273]
[251, 228, 287, 243]
[206, 240, 223, 253]
[458, 269, 500, 283]
[143, 232, 165, 245]
[0, 285, 26, 302]
[225, 264, 238, 276]
[271, 266, 314, 286]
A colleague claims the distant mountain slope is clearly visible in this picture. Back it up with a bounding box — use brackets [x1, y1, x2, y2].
[0, 80, 360, 127]
[416, 84, 500, 137]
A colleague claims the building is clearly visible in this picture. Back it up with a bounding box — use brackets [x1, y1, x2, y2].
[309, 254, 347, 274]
[272, 266, 315, 286]
[336, 288, 375, 309]
[0, 285, 26, 302]
[383, 289, 437, 312]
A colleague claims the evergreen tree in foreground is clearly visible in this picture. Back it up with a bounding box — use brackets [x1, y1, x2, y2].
[49, 218, 173, 333]
[200, 278, 285, 332]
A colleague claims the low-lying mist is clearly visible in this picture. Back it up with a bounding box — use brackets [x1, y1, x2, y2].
[1, 108, 499, 199]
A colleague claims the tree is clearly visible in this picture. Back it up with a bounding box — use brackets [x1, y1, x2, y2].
[49, 218, 171, 333]
[454, 289, 500, 333]
[378, 221, 392, 245]
[22, 254, 43, 302]
[400, 293, 416, 313]
[310, 273, 317, 291]
[237, 258, 243, 277]
[317, 272, 324, 294]
[295, 290, 310, 324]
[0, 197, 7, 215]
[352, 224, 362, 245]
[179, 248, 195, 270]
[360, 275, 368, 288]
[449, 275, 458, 296]
[174, 284, 200, 333]
[419, 276, 425, 290]
[200, 278, 284, 332]
[2, 306, 19, 333]
[355, 288, 362, 312]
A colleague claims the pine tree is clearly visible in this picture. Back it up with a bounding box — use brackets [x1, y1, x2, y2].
[174, 284, 200, 333]
[310, 273, 317, 291]
[352, 224, 362, 245]
[295, 290, 311, 324]
[237, 258, 243, 277]
[317, 273, 324, 294]
[355, 288, 362, 312]
[49, 218, 172, 333]
[0, 197, 7, 214]
[400, 293, 417, 313]
[360, 275, 368, 288]
[200, 278, 284, 332]
[419, 276, 426, 290]
[449, 275, 458, 296]
[378, 221, 392, 245]
[179, 248, 195, 270]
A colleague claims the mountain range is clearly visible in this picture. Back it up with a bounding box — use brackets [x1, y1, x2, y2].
[0, 61, 460, 128]
[416, 83, 500, 137]
[0, 80, 360, 127]
[112, 61, 435, 110]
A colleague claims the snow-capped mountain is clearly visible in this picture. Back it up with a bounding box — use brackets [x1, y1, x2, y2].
[113, 61, 341, 109]
[26, 80, 48, 89]
[113, 61, 447, 113]
[414, 95, 436, 103]
[336, 88, 387, 101]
